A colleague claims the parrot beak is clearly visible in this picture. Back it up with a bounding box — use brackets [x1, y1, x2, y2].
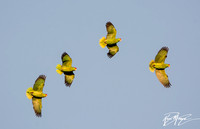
[45, 94, 47, 97]
[75, 67, 77, 70]
[119, 38, 121, 41]
[168, 64, 170, 67]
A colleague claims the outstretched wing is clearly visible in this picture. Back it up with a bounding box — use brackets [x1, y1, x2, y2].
[106, 22, 117, 39]
[155, 47, 169, 63]
[62, 52, 72, 67]
[155, 70, 171, 88]
[107, 44, 119, 58]
[33, 75, 46, 92]
[32, 97, 42, 117]
[64, 72, 75, 87]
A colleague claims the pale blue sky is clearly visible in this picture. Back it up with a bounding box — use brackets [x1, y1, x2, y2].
[1, 0, 200, 129]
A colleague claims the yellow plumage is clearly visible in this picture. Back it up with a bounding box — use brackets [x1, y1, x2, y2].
[26, 93, 33, 99]
[56, 64, 62, 70]
[56, 64, 63, 75]
[99, 37, 107, 48]
[56, 70, 63, 75]
[26, 87, 33, 99]
[149, 60, 155, 72]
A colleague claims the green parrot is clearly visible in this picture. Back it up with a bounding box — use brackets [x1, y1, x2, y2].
[26, 75, 47, 117]
[149, 47, 171, 88]
[99, 21, 121, 58]
[56, 52, 77, 87]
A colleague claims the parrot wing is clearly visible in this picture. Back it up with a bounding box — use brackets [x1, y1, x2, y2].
[62, 52, 72, 67]
[33, 75, 46, 92]
[106, 22, 117, 39]
[64, 72, 75, 87]
[32, 97, 42, 117]
[155, 47, 169, 63]
[155, 70, 171, 88]
[107, 44, 119, 58]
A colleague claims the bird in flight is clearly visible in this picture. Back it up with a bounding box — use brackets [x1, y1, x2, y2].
[149, 46, 171, 88]
[26, 75, 47, 117]
[56, 52, 77, 87]
[99, 21, 121, 58]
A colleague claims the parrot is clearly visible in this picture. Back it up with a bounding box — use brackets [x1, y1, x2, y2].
[56, 52, 77, 87]
[99, 21, 121, 58]
[26, 75, 47, 117]
[149, 46, 171, 88]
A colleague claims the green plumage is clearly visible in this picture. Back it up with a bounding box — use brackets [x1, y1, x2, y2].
[155, 47, 168, 63]
[32, 98, 42, 117]
[99, 22, 121, 58]
[106, 22, 117, 40]
[107, 44, 119, 58]
[62, 52, 72, 67]
[64, 72, 75, 86]
[56, 52, 77, 87]
[26, 75, 47, 117]
[149, 47, 171, 88]
[33, 75, 46, 92]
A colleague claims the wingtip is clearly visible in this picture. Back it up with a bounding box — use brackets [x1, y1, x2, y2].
[65, 82, 72, 87]
[61, 52, 69, 59]
[164, 83, 172, 88]
[107, 52, 114, 58]
[35, 113, 42, 117]
[106, 21, 114, 27]
[161, 46, 169, 52]
[38, 75, 46, 80]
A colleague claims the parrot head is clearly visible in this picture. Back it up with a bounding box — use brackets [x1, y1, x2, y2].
[73, 67, 77, 71]
[42, 93, 47, 98]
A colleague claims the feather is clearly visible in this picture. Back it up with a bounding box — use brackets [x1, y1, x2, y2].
[32, 97, 42, 117]
[155, 46, 169, 63]
[33, 75, 46, 92]
[107, 44, 119, 58]
[64, 72, 75, 87]
[155, 70, 171, 88]
[106, 21, 117, 39]
[61, 52, 72, 67]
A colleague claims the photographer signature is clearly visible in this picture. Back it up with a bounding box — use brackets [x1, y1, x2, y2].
[163, 112, 200, 126]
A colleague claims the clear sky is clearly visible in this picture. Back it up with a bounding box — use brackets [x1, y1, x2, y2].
[1, 0, 200, 129]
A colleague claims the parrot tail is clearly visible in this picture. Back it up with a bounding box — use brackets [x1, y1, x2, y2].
[99, 37, 107, 48]
[149, 60, 155, 72]
[26, 87, 33, 99]
[56, 64, 63, 75]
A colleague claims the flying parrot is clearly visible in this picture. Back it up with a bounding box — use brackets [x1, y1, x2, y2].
[99, 21, 122, 58]
[56, 52, 77, 87]
[149, 46, 171, 88]
[26, 75, 47, 117]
